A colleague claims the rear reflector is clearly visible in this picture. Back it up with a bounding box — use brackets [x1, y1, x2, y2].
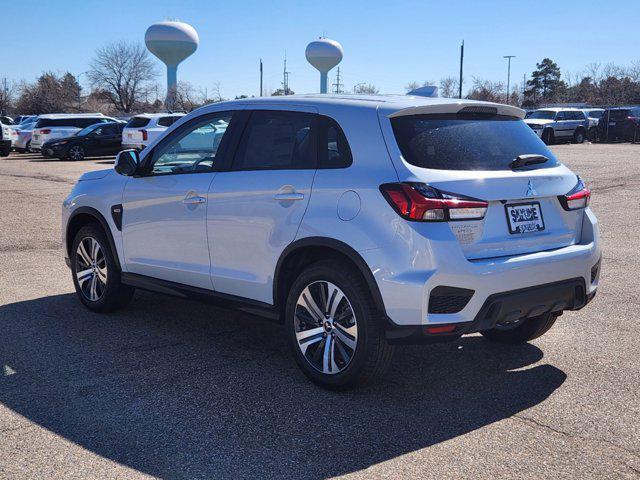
[380, 183, 488, 222]
[140, 129, 148, 141]
[559, 177, 590, 210]
[425, 324, 457, 334]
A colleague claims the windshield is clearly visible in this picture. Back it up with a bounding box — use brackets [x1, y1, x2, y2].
[527, 110, 556, 120]
[75, 124, 99, 136]
[586, 110, 604, 119]
[391, 114, 560, 171]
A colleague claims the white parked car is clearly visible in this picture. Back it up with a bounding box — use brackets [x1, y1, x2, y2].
[121, 113, 185, 151]
[31, 114, 116, 154]
[62, 95, 601, 389]
[523, 108, 589, 144]
[12, 117, 38, 153]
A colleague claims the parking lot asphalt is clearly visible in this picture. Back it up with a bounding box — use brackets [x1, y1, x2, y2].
[0, 145, 639, 479]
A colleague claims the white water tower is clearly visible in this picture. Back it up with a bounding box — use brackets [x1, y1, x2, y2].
[305, 38, 343, 94]
[145, 21, 199, 110]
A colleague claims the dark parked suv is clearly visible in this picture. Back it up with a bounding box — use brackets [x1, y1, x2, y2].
[597, 107, 640, 142]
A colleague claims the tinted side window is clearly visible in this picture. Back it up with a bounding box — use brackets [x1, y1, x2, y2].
[158, 116, 180, 127]
[150, 112, 234, 175]
[75, 118, 103, 128]
[319, 116, 352, 168]
[233, 111, 316, 170]
[555, 112, 566, 121]
[102, 124, 118, 135]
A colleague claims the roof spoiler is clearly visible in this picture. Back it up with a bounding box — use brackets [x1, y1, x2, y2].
[388, 101, 525, 119]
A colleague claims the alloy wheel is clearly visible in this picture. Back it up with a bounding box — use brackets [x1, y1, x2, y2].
[294, 281, 358, 375]
[69, 146, 84, 161]
[75, 237, 107, 302]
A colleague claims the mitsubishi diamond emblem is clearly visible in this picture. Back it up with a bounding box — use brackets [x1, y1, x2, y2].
[526, 179, 538, 197]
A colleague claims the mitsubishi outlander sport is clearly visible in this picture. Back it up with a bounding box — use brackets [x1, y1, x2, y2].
[62, 95, 601, 389]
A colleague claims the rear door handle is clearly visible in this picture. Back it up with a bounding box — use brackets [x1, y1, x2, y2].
[183, 193, 206, 205]
[274, 193, 304, 201]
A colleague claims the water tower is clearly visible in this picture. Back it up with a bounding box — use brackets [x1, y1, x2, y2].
[305, 38, 343, 94]
[145, 21, 199, 110]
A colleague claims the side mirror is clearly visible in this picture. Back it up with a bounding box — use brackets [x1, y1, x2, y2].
[114, 149, 140, 176]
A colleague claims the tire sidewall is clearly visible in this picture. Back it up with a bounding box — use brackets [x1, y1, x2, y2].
[69, 146, 84, 161]
[285, 263, 376, 389]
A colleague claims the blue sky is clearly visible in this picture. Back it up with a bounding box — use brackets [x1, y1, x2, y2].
[3, 0, 638, 98]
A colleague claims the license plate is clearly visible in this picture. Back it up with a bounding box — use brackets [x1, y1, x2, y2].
[609, 122, 616, 126]
[33, 134, 39, 139]
[505, 202, 545, 234]
[128, 133, 132, 138]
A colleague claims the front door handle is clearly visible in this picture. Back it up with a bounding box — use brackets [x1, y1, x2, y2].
[274, 192, 304, 201]
[183, 193, 206, 205]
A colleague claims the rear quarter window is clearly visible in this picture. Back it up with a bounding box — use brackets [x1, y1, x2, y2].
[126, 117, 151, 128]
[391, 114, 560, 171]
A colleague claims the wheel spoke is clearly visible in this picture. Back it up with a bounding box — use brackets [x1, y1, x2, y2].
[91, 238, 100, 262]
[299, 287, 324, 322]
[77, 241, 92, 266]
[77, 269, 93, 286]
[296, 326, 324, 343]
[322, 334, 334, 373]
[335, 325, 357, 350]
[327, 284, 345, 319]
[96, 266, 107, 283]
[89, 274, 98, 301]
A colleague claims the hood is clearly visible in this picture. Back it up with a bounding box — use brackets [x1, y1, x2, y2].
[524, 118, 554, 126]
[78, 169, 112, 181]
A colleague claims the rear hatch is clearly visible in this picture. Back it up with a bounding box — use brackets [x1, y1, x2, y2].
[123, 116, 151, 144]
[384, 108, 585, 260]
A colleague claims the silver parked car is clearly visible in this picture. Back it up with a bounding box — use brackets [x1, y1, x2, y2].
[523, 108, 588, 144]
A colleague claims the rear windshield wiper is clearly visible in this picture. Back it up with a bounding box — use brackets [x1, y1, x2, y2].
[509, 154, 549, 170]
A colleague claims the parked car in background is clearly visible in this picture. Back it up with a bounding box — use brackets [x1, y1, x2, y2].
[0, 116, 14, 125]
[597, 107, 640, 142]
[581, 108, 605, 141]
[12, 117, 38, 153]
[14, 115, 37, 125]
[121, 113, 185, 150]
[62, 95, 600, 388]
[0, 122, 11, 156]
[42, 122, 125, 161]
[524, 108, 588, 144]
[31, 114, 116, 154]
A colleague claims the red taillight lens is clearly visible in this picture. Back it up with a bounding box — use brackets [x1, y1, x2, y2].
[559, 177, 590, 210]
[425, 324, 457, 334]
[380, 183, 488, 222]
[40, 129, 51, 134]
[140, 129, 148, 141]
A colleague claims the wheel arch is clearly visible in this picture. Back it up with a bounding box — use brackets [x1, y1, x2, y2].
[273, 237, 386, 321]
[66, 207, 121, 270]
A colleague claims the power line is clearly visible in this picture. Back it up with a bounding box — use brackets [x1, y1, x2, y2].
[332, 67, 343, 94]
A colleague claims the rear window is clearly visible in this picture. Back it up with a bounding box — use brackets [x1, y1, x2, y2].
[157, 116, 180, 127]
[391, 114, 560, 171]
[609, 109, 630, 120]
[126, 117, 150, 128]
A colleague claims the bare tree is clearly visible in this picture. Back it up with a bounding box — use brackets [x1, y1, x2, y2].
[405, 80, 435, 93]
[439, 77, 460, 98]
[174, 81, 207, 112]
[88, 41, 156, 113]
[0, 78, 16, 116]
[353, 83, 379, 94]
[466, 77, 505, 103]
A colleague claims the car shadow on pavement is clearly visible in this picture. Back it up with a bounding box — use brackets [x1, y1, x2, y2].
[0, 291, 566, 479]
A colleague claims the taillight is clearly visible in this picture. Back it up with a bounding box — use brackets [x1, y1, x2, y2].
[140, 129, 148, 141]
[40, 129, 51, 134]
[559, 177, 590, 210]
[380, 183, 488, 221]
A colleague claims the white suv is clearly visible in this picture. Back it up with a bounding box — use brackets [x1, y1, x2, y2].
[62, 95, 601, 389]
[121, 113, 185, 151]
[31, 114, 116, 153]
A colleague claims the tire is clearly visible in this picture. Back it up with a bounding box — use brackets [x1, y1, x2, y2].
[573, 128, 586, 144]
[68, 145, 85, 161]
[285, 260, 394, 389]
[481, 312, 558, 344]
[25, 140, 31, 153]
[71, 224, 135, 312]
[541, 129, 554, 145]
[587, 127, 597, 142]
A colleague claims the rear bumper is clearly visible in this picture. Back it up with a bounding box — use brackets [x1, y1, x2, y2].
[386, 277, 593, 344]
[122, 143, 146, 151]
[364, 208, 601, 328]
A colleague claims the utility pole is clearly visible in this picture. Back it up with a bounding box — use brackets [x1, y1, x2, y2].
[332, 67, 343, 94]
[458, 40, 464, 99]
[282, 53, 290, 95]
[259, 58, 263, 97]
[503, 55, 515, 104]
